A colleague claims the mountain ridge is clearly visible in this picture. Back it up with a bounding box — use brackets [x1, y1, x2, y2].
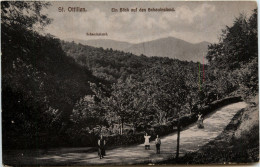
[66, 38, 132, 51]
[65, 37, 210, 63]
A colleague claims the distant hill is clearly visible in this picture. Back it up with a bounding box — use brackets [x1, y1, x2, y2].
[66, 37, 210, 63]
[66, 39, 132, 51]
[124, 37, 210, 63]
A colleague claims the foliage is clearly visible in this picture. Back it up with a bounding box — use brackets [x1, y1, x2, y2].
[65, 40, 205, 135]
[1, 1, 52, 30]
[2, 2, 103, 148]
[206, 9, 258, 97]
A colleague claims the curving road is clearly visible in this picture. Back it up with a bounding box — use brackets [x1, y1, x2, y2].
[3, 102, 247, 166]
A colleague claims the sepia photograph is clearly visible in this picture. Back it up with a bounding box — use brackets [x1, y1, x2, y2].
[1, 0, 259, 165]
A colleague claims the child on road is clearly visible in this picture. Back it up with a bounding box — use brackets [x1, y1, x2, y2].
[144, 133, 151, 150]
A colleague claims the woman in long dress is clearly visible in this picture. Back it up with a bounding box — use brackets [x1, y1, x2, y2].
[144, 133, 151, 150]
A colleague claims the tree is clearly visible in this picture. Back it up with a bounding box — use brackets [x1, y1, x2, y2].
[104, 78, 138, 135]
[143, 64, 189, 118]
[206, 9, 258, 97]
[1, 1, 106, 148]
[207, 10, 257, 70]
[1, 1, 52, 30]
[69, 94, 108, 135]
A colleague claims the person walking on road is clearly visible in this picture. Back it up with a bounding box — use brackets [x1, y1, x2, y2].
[197, 112, 204, 128]
[198, 112, 203, 121]
[155, 135, 161, 154]
[144, 133, 151, 150]
[98, 135, 106, 159]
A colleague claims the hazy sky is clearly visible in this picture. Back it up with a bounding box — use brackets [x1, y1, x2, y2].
[42, 1, 256, 44]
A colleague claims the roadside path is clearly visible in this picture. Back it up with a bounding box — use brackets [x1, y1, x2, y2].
[3, 102, 247, 165]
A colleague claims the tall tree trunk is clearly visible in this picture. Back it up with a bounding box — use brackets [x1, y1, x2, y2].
[176, 120, 180, 160]
[118, 123, 121, 135]
[133, 123, 137, 134]
[121, 120, 124, 135]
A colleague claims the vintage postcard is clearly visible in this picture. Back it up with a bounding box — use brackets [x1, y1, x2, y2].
[1, 0, 259, 165]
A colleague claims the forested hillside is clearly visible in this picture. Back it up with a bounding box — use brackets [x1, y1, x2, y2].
[61, 41, 202, 83]
[61, 41, 207, 137]
[1, 1, 258, 151]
